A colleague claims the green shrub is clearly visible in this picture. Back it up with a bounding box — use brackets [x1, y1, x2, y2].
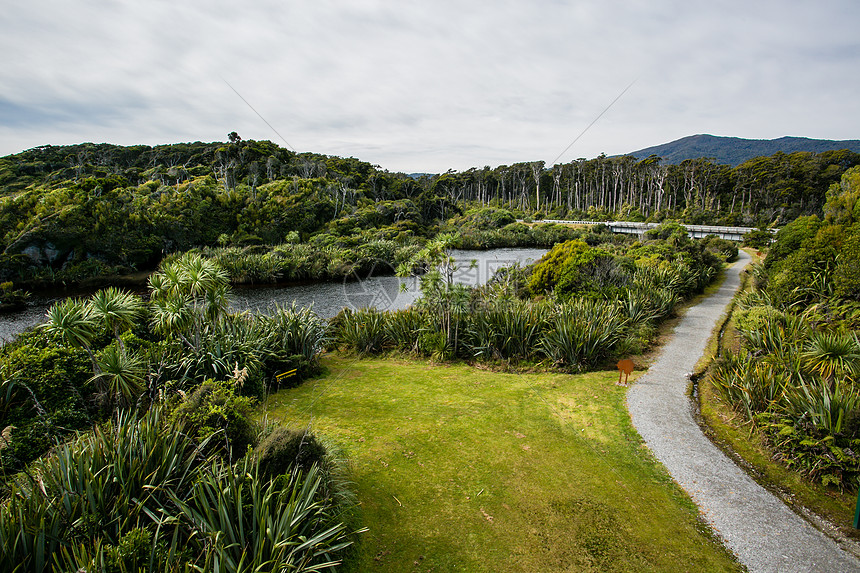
[733, 305, 786, 335]
[701, 235, 739, 262]
[463, 300, 548, 361]
[742, 228, 774, 249]
[173, 455, 357, 572]
[0, 407, 201, 572]
[764, 215, 821, 271]
[170, 380, 258, 461]
[0, 329, 95, 472]
[643, 221, 688, 243]
[756, 412, 860, 489]
[833, 225, 860, 300]
[385, 307, 427, 354]
[256, 427, 328, 479]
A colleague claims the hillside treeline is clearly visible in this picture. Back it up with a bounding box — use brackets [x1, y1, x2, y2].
[1, 138, 858, 286]
[0, 138, 449, 285]
[431, 150, 860, 225]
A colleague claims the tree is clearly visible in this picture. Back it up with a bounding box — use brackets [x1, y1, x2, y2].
[824, 166, 860, 226]
[87, 287, 145, 349]
[398, 233, 467, 353]
[148, 253, 232, 347]
[42, 298, 98, 372]
[90, 344, 145, 407]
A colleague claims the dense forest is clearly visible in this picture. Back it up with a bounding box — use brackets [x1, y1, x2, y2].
[1, 137, 858, 290]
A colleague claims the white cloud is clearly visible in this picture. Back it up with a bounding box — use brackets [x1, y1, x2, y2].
[2, 0, 859, 172]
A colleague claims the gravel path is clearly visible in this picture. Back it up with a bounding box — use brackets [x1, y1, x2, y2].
[627, 250, 860, 573]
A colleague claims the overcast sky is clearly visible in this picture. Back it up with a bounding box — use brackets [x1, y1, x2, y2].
[2, 1, 858, 173]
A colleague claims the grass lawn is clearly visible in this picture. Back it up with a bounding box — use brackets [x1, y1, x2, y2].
[265, 354, 741, 572]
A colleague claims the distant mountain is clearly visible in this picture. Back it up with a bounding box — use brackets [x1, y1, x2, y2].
[626, 134, 860, 166]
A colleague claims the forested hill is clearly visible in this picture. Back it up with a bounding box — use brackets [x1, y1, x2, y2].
[627, 134, 860, 166]
[2, 137, 860, 289]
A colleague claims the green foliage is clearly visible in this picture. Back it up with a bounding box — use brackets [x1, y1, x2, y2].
[0, 406, 360, 572]
[764, 215, 821, 271]
[0, 281, 28, 308]
[91, 343, 146, 408]
[733, 305, 786, 337]
[331, 308, 388, 355]
[0, 329, 94, 473]
[331, 231, 722, 368]
[756, 411, 860, 489]
[801, 330, 860, 382]
[643, 221, 689, 243]
[763, 213, 859, 309]
[256, 303, 327, 386]
[42, 297, 97, 353]
[540, 299, 628, 369]
[88, 286, 146, 344]
[454, 221, 586, 250]
[713, 279, 860, 489]
[256, 427, 328, 479]
[196, 235, 422, 285]
[742, 228, 774, 249]
[527, 239, 595, 295]
[824, 166, 860, 226]
[7, 139, 850, 291]
[463, 300, 549, 361]
[170, 380, 259, 462]
[833, 226, 860, 300]
[451, 206, 517, 229]
[384, 307, 427, 354]
[0, 141, 444, 287]
[700, 235, 739, 262]
[0, 407, 201, 572]
[171, 456, 355, 573]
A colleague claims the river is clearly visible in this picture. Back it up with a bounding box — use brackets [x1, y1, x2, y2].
[0, 247, 546, 342]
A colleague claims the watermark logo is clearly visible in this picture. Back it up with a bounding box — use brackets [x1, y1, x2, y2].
[342, 254, 539, 312]
[342, 259, 407, 312]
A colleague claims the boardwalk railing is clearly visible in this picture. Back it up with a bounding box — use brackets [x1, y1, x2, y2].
[538, 220, 776, 241]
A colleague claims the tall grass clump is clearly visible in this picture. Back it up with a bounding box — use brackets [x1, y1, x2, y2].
[463, 300, 548, 361]
[0, 406, 362, 572]
[540, 299, 628, 370]
[257, 303, 328, 385]
[172, 456, 355, 573]
[711, 305, 860, 489]
[331, 308, 388, 355]
[0, 407, 202, 572]
[384, 307, 428, 354]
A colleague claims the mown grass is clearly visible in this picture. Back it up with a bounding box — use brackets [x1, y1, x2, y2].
[265, 354, 740, 572]
[697, 249, 860, 538]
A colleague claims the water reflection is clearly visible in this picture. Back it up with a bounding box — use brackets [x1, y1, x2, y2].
[1, 247, 546, 342]
[230, 247, 546, 319]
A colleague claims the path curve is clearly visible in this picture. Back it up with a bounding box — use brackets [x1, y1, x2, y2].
[627, 250, 860, 572]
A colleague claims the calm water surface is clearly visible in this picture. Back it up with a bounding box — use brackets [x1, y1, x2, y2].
[0, 247, 546, 342]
